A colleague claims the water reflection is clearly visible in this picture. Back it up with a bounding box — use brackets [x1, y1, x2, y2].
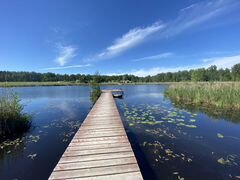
[116, 85, 240, 180]
[0, 85, 240, 180]
[0, 86, 92, 180]
[171, 102, 240, 124]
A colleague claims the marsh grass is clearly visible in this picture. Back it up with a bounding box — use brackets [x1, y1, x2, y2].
[90, 83, 101, 104]
[165, 82, 240, 110]
[90, 73, 102, 104]
[0, 90, 31, 136]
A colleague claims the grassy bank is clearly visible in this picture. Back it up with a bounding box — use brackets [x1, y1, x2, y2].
[0, 81, 173, 87]
[0, 81, 88, 87]
[0, 91, 31, 136]
[165, 82, 240, 110]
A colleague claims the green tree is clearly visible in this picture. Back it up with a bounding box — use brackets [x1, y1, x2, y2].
[232, 63, 240, 81]
[218, 68, 232, 81]
[191, 68, 207, 81]
[207, 65, 218, 81]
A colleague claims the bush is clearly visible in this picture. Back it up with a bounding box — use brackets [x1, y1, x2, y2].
[90, 72, 102, 104]
[0, 91, 31, 136]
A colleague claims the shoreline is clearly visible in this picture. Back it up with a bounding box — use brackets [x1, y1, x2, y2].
[0, 81, 239, 87]
[0, 81, 173, 87]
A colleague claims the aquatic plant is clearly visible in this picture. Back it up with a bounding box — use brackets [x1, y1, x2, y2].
[185, 124, 197, 128]
[28, 153, 37, 160]
[217, 133, 224, 138]
[217, 154, 239, 166]
[0, 90, 31, 136]
[129, 123, 134, 127]
[123, 103, 199, 132]
[165, 82, 240, 110]
[90, 72, 101, 104]
[29, 135, 40, 143]
[189, 119, 196, 123]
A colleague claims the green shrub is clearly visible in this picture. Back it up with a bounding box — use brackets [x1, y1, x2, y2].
[90, 72, 102, 104]
[90, 82, 101, 104]
[0, 91, 31, 136]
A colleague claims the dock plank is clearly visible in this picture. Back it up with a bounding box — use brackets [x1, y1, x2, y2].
[49, 91, 143, 180]
[53, 157, 137, 171]
[67, 142, 130, 151]
[65, 172, 143, 180]
[64, 146, 132, 156]
[49, 164, 140, 179]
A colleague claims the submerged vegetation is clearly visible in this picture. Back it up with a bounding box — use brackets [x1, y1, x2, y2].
[121, 99, 240, 179]
[165, 82, 240, 110]
[90, 73, 101, 104]
[122, 103, 199, 132]
[0, 90, 31, 136]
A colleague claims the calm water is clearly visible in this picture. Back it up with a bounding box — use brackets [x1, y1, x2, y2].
[0, 85, 240, 180]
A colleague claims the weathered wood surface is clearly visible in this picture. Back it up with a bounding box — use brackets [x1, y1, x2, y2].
[49, 91, 143, 180]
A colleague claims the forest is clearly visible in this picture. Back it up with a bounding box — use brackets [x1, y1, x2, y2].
[0, 63, 240, 83]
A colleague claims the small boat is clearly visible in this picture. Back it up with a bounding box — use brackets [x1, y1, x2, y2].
[112, 93, 123, 98]
[112, 92, 123, 98]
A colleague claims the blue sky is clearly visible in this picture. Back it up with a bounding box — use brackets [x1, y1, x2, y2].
[1, 0, 240, 76]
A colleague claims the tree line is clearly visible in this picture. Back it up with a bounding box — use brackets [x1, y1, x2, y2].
[0, 63, 240, 83]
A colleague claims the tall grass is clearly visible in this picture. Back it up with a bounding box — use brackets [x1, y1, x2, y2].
[165, 82, 240, 110]
[90, 82, 101, 104]
[0, 90, 31, 136]
[90, 73, 102, 104]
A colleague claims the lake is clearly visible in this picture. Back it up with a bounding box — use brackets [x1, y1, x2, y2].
[0, 85, 240, 180]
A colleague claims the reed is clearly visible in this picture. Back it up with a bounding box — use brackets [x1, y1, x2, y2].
[90, 82, 101, 104]
[90, 73, 102, 104]
[165, 82, 240, 110]
[0, 90, 31, 136]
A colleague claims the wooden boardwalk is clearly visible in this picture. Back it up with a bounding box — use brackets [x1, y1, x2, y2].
[49, 91, 143, 180]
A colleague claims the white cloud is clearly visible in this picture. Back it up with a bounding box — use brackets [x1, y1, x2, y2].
[105, 55, 240, 77]
[132, 52, 173, 62]
[161, 0, 239, 38]
[55, 44, 77, 66]
[41, 64, 92, 71]
[87, 22, 165, 61]
[86, 0, 239, 62]
[202, 55, 240, 69]
[109, 66, 196, 77]
[104, 66, 196, 77]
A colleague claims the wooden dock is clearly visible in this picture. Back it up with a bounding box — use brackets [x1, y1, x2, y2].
[49, 91, 143, 180]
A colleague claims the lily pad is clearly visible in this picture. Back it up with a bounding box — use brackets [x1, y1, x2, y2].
[28, 153, 37, 160]
[189, 119, 196, 123]
[177, 123, 185, 126]
[217, 158, 230, 165]
[217, 133, 224, 138]
[185, 125, 197, 128]
[129, 123, 135, 127]
[29, 135, 40, 143]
